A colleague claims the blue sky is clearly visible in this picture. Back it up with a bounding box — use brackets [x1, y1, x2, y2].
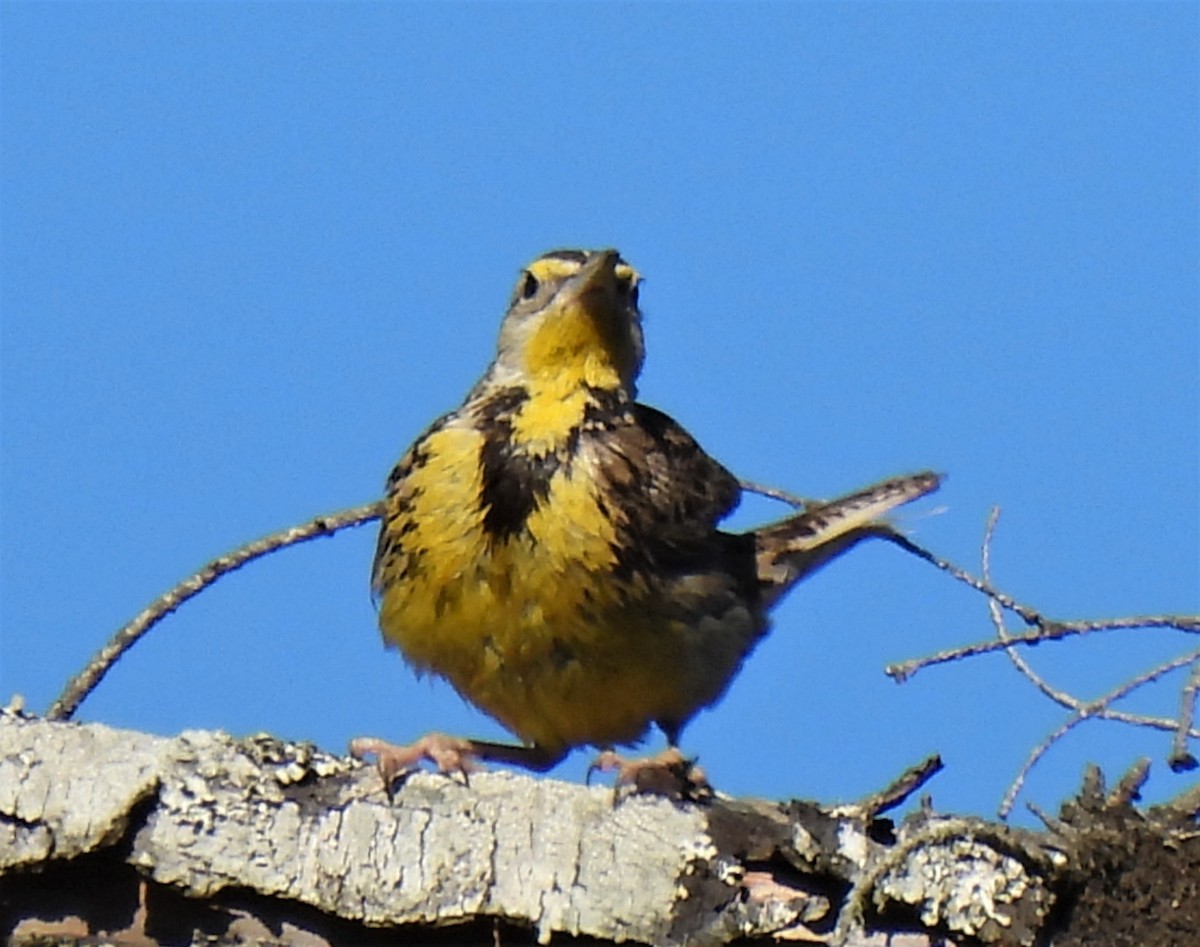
[2, 4, 1196, 820]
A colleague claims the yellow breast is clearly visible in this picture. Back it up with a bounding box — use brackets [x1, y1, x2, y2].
[374, 411, 707, 754]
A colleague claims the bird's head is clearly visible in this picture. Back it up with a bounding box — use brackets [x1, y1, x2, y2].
[491, 249, 644, 396]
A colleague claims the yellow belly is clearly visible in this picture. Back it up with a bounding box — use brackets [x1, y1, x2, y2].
[376, 425, 705, 753]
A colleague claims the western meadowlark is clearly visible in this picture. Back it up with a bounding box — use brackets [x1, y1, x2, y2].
[354, 249, 939, 780]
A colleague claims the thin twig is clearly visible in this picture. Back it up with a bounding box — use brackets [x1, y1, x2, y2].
[890, 626, 1103, 682]
[1097, 707, 1200, 735]
[999, 717, 1079, 820]
[884, 530, 1200, 641]
[1058, 616, 1200, 633]
[1169, 659, 1200, 772]
[983, 508, 1071, 706]
[998, 648, 1200, 818]
[1108, 757, 1152, 807]
[738, 478, 810, 509]
[885, 618, 1199, 683]
[976, 512, 1190, 730]
[852, 753, 944, 820]
[1024, 800, 1066, 835]
[881, 531, 1045, 626]
[46, 501, 384, 722]
[895, 508, 1200, 812]
[985, 523, 1193, 737]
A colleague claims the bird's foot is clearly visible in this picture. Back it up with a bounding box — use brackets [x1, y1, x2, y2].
[350, 733, 479, 790]
[587, 747, 712, 802]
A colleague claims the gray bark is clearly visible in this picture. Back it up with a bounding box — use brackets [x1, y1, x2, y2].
[1, 711, 1194, 946]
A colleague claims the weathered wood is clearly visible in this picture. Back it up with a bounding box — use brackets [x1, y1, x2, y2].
[1, 711, 1195, 946]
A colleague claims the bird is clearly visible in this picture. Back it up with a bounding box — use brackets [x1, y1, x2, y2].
[353, 248, 940, 783]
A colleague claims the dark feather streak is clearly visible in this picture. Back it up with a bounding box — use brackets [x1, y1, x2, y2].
[476, 387, 578, 541]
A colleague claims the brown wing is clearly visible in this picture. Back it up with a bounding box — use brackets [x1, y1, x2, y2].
[579, 400, 743, 575]
[578, 400, 766, 739]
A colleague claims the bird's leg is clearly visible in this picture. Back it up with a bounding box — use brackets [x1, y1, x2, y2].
[349, 733, 565, 788]
[462, 737, 567, 772]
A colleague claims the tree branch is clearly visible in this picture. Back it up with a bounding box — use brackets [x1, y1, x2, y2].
[46, 502, 383, 722]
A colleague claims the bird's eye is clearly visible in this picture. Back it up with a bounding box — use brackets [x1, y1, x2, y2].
[520, 272, 539, 299]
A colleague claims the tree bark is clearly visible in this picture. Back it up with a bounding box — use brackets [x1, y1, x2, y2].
[1, 711, 1196, 946]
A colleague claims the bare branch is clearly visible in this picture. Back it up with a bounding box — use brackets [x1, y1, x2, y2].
[885, 618, 1199, 684]
[738, 478, 810, 508]
[852, 753, 944, 820]
[881, 531, 1045, 627]
[983, 508, 1074, 708]
[879, 508, 1200, 817]
[42, 470, 1199, 832]
[1098, 707, 1200, 735]
[884, 530, 1200, 644]
[1108, 757, 1152, 807]
[890, 627, 1091, 682]
[998, 648, 1200, 818]
[977, 513, 1195, 732]
[47, 502, 383, 722]
[1169, 659, 1200, 772]
[999, 717, 1081, 820]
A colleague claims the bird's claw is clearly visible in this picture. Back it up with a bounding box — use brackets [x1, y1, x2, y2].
[587, 747, 711, 801]
[350, 733, 480, 791]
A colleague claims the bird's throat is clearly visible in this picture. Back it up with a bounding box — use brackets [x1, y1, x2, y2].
[520, 302, 637, 394]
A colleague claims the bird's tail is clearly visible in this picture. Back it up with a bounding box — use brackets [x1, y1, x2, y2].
[754, 471, 942, 608]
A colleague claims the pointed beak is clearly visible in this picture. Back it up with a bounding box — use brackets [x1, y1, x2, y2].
[565, 249, 621, 298]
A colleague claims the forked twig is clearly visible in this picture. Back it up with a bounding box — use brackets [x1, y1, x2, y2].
[46, 502, 383, 721]
[982, 509, 1070, 706]
[881, 531, 1198, 685]
[998, 648, 1200, 818]
[885, 506, 1200, 816]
